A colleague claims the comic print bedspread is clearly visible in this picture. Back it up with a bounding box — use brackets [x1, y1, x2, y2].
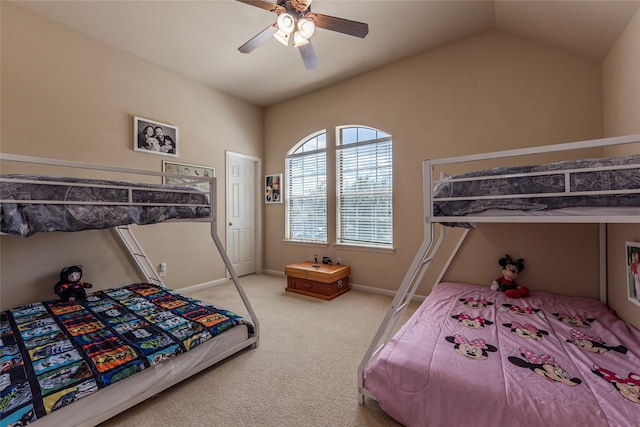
[1, 283, 253, 425]
[363, 282, 640, 427]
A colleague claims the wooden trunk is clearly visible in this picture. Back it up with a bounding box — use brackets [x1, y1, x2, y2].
[284, 262, 351, 300]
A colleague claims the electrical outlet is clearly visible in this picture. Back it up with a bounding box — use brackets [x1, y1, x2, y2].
[159, 262, 167, 277]
[336, 258, 342, 265]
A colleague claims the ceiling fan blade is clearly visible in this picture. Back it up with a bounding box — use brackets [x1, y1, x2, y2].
[238, 24, 278, 53]
[306, 13, 368, 38]
[298, 42, 318, 70]
[236, 0, 285, 14]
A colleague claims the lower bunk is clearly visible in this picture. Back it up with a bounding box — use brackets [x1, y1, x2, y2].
[1, 282, 256, 426]
[362, 282, 640, 427]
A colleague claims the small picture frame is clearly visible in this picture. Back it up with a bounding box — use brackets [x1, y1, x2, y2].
[626, 241, 640, 307]
[265, 174, 282, 204]
[163, 160, 215, 193]
[134, 116, 178, 157]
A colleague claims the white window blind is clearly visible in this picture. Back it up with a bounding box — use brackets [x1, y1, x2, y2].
[286, 133, 327, 242]
[337, 127, 392, 247]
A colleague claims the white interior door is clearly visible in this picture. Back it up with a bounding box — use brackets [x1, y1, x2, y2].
[226, 152, 258, 276]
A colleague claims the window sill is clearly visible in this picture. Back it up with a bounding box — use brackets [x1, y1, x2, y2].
[332, 243, 395, 254]
[282, 240, 329, 248]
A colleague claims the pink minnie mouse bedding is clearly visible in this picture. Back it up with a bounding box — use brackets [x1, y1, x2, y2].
[363, 282, 640, 427]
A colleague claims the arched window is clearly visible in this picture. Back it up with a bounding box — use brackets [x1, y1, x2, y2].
[285, 131, 327, 242]
[284, 125, 393, 248]
[336, 126, 393, 247]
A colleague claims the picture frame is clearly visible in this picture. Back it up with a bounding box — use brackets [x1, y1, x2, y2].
[265, 174, 282, 204]
[626, 241, 640, 307]
[134, 116, 178, 157]
[162, 160, 215, 193]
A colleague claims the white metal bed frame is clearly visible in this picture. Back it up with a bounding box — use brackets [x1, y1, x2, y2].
[357, 133, 640, 404]
[0, 153, 260, 426]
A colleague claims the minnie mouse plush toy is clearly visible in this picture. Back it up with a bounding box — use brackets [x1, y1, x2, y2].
[491, 254, 529, 298]
[54, 265, 93, 302]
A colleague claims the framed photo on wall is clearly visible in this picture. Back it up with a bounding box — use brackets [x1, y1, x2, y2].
[265, 174, 282, 204]
[627, 241, 640, 307]
[134, 116, 178, 157]
[163, 160, 214, 193]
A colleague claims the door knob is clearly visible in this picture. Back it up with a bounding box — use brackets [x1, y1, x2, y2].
[229, 223, 233, 226]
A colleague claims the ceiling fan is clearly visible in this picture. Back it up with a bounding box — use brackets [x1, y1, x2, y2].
[236, 0, 369, 70]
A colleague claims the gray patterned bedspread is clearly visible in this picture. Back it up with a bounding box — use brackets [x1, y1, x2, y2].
[433, 154, 640, 226]
[0, 175, 212, 237]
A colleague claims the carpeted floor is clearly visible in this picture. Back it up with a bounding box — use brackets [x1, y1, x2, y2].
[99, 273, 418, 427]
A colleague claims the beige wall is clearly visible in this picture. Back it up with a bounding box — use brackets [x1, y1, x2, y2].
[602, 9, 640, 329]
[263, 30, 604, 297]
[2, 1, 636, 319]
[0, 3, 263, 309]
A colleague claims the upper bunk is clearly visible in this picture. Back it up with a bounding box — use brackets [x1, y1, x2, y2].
[0, 153, 216, 237]
[425, 133, 640, 226]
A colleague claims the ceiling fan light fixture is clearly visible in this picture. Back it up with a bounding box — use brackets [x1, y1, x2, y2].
[292, 31, 310, 47]
[276, 13, 295, 34]
[297, 17, 315, 39]
[237, 0, 369, 70]
[274, 29, 290, 46]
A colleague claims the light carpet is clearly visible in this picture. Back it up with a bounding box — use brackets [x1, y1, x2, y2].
[99, 273, 419, 427]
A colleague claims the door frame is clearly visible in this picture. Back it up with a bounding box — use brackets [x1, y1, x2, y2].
[225, 151, 262, 276]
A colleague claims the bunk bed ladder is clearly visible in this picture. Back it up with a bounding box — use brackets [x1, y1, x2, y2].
[357, 222, 448, 403]
[114, 225, 165, 287]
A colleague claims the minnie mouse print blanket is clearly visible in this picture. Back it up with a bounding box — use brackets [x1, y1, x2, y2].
[363, 282, 640, 426]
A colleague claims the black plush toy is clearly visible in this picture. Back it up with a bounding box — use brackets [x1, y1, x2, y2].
[54, 265, 93, 302]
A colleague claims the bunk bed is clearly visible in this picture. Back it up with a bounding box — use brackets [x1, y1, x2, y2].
[0, 153, 260, 427]
[357, 134, 640, 427]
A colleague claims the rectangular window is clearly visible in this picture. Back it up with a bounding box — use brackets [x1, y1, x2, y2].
[337, 135, 392, 247]
[286, 150, 327, 242]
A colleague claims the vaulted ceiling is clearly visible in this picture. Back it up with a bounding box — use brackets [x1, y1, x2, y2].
[11, 0, 640, 107]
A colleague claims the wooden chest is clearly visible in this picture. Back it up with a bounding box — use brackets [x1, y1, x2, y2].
[284, 262, 351, 300]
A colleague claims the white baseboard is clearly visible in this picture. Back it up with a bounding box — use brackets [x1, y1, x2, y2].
[178, 272, 427, 302]
[177, 278, 229, 294]
[350, 283, 426, 302]
[263, 269, 285, 276]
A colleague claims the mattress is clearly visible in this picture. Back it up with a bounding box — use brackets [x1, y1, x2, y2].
[1, 283, 253, 426]
[363, 282, 640, 427]
[0, 174, 212, 237]
[432, 154, 640, 223]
